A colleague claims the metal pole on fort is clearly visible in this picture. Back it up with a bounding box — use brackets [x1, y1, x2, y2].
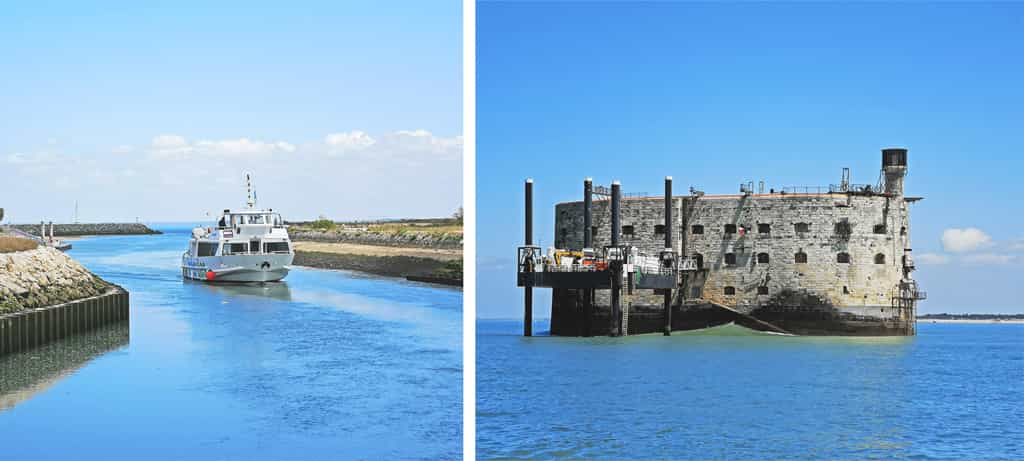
[524, 178, 533, 337]
[664, 176, 673, 336]
[609, 181, 621, 337]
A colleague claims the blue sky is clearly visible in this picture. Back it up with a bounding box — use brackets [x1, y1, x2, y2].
[1, 1, 462, 222]
[477, 2, 1024, 317]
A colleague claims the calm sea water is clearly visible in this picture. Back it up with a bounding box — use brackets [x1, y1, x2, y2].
[477, 319, 1023, 460]
[0, 226, 462, 460]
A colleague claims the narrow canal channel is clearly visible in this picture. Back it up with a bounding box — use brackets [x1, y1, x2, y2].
[0, 225, 462, 460]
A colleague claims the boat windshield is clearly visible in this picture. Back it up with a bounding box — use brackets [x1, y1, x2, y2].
[218, 213, 284, 228]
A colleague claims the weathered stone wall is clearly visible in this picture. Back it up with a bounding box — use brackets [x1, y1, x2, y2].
[0, 247, 110, 314]
[554, 192, 913, 315]
[10, 223, 160, 237]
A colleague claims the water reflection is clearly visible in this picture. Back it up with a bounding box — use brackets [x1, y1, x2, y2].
[190, 280, 293, 302]
[0, 322, 129, 411]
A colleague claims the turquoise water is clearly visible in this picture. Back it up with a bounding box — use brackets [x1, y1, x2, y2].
[477, 319, 1023, 460]
[0, 226, 462, 460]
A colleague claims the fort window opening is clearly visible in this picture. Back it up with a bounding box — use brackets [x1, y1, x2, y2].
[654, 224, 665, 235]
[693, 253, 704, 269]
[757, 286, 769, 295]
[794, 222, 810, 233]
[591, 226, 598, 239]
[622, 225, 635, 236]
[875, 253, 886, 264]
[757, 252, 770, 264]
[724, 286, 736, 295]
[843, 286, 850, 294]
[691, 224, 704, 235]
[837, 252, 851, 263]
[873, 224, 886, 234]
[900, 226, 907, 236]
[758, 223, 771, 234]
[795, 251, 808, 263]
[724, 253, 737, 265]
[835, 221, 852, 236]
[724, 224, 737, 234]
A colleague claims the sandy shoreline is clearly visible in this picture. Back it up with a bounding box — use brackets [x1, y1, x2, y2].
[918, 319, 1024, 324]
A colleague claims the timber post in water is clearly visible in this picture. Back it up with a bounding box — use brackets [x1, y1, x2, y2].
[523, 178, 533, 337]
[663, 176, 673, 336]
[582, 178, 594, 337]
[608, 181, 622, 337]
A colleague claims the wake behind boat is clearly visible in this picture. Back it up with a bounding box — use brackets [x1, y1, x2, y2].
[181, 173, 294, 283]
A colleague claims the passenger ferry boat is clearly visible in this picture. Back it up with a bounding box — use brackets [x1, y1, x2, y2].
[181, 174, 294, 283]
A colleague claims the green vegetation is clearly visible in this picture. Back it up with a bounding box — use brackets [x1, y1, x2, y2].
[290, 215, 463, 242]
[308, 215, 338, 232]
[431, 259, 463, 280]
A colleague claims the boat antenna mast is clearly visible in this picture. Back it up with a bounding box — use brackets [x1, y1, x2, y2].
[245, 172, 256, 209]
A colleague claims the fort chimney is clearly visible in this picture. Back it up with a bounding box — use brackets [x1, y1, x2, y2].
[882, 148, 908, 196]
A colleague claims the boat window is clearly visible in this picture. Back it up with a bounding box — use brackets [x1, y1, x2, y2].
[265, 242, 290, 253]
[247, 215, 265, 224]
[197, 242, 218, 257]
[226, 243, 247, 254]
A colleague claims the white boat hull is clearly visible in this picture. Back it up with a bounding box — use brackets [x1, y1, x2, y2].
[182, 253, 294, 283]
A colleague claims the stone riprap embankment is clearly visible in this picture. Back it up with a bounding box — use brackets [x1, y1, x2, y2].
[289, 229, 462, 250]
[9, 223, 161, 237]
[0, 247, 110, 314]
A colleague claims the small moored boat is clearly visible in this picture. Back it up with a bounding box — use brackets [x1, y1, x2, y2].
[181, 174, 294, 283]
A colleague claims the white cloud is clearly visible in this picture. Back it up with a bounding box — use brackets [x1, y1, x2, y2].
[962, 253, 1017, 265]
[916, 253, 949, 265]
[325, 131, 376, 152]
[150, 135, 296, 159]
[1009, 239, 1024, 251]
[2, 130, 462, 222]
[941, 228, 993, 253]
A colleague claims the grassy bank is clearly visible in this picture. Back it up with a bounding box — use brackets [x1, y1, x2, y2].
[288, 217, 463, 249]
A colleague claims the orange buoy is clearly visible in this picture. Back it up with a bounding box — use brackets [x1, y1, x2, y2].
[205, 270, 216, 280]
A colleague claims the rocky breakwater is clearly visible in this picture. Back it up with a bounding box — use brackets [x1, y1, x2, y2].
[0, 247, 110, 313]
[10, 222, 161, 237]
[1, 243, 129, 355]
